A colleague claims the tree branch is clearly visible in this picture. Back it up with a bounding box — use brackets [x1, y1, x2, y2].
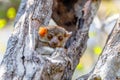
[0, 0, 53, 80]
[77, 15, 120, 80]
[14, 0, 27, 26]
[61, 0, 101, 79]
[88, 15, 120, 80]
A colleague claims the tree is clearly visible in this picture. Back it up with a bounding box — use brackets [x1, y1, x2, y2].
[77, 16, 120, 80]
[0, 0, 101, 80]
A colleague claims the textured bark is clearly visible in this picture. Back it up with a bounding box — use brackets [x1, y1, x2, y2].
[61, 0, 101, 79]
[77, 15, 120, 80]
[0, 0, 100, 80]
[0, 0, 53, 80]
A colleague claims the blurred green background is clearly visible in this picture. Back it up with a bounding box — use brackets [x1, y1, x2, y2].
[0, 0, 120, 80]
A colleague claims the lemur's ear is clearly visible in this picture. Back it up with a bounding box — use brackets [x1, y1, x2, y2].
[65, 31, 72, 37]
[38, 27, 47, 37]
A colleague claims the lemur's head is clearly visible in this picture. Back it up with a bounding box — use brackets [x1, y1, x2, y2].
[38, 26, 71, 48]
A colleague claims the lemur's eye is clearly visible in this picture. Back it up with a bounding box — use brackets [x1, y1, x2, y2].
[47, 34, 53, 40]
[58, 36, 63, 41]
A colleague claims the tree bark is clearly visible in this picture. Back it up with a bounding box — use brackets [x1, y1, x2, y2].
[61, 0, 101, 79]
[0, 0, 100, 80]
[0, 0, 53, 80]
[77, 15, 120, 80]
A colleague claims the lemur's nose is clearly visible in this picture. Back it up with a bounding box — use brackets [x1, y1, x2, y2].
[50, 36, 59, 48]
[50, 41, 58, 48]
[52, 42, 57, 46]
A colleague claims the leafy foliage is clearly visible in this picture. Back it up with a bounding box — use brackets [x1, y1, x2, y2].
[0, 0, 20, 29]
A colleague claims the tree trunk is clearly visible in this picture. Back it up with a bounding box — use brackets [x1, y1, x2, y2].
[77, 15, 120, 80]
[0, 0, 100, 80]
